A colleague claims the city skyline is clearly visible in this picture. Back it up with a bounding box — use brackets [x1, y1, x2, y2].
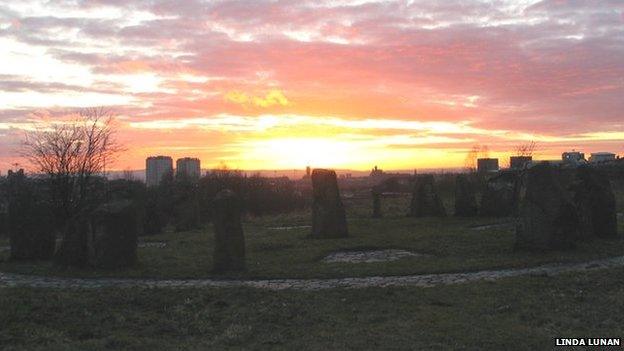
[1, 1, 623, 172]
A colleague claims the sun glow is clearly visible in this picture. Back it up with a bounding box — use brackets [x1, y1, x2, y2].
[242, 138, 359, 169]
[0, 1, 622, 173]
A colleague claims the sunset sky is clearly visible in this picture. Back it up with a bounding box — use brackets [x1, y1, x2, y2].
[1, 0, 623, 172]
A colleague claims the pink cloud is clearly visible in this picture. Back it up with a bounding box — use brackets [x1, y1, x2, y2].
[1, 0, 623, 170]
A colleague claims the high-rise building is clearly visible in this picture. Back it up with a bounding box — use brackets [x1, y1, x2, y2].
[510, 156, 532, 170]
[146, 156, 173, 187]
[562, 151, 585, 163]
[477, 158, 499, 173]
[176, 157, 201, 179]
[588, 152, 616, 163]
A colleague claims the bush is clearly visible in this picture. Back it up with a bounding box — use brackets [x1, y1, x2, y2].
[172, 176, 201, 232]
[199, 171, 307, 221]
[143, 174, 174, 236]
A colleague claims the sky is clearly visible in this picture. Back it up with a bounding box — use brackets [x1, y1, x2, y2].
[0, 0, 623, 172]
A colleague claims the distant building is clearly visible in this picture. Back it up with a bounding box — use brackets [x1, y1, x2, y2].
[510, 156, 532, 170]
[176, 157, 201, 179]
[370, 165, 384, 177]
[562, 151, 585, 163]
[477, 158, 499, 173]
[7, 169, 25, 178]
[146, 156, 173, 187]
[303, 166, 312, 179]
[589, 152, 616, 163]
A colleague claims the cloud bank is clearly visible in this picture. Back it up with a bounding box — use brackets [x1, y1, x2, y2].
[0, 0, 622, 170]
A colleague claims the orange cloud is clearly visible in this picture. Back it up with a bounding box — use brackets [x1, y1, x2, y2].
[224, 90, 289, 108]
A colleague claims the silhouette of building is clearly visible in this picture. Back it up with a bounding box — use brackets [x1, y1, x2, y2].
[176, 157, 201, 179]
[477, 158, 499, 173]
[7, 169, 24, 178]
[562, 151, 585, 163]
[370, 165, 384, 177]
[303, 166, 312, 179]
[589, 152, 616, 163]
[146, 156, 173, 187]
[510, 156, 532, 170]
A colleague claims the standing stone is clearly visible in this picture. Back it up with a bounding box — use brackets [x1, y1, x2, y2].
[144, 188, 167, 236]
[409, 174, 446, 217]
[213, 189, 245, 272]
[454, 174, 478, 217]
[7, 172, 55, 261]
[0, 208, 7, 238]
[372, 186, 382, 218]
[480, 170, 519, 217]
[0, 180, 7, 238]
[515, 163, 581, 250]
[573, 166, 618, 238]
[87, 200, 138, 269]
[55, 217, 89, 267]
[311, 169, 348, 238]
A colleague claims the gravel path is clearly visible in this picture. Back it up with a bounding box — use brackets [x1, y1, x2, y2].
[138, 242, 167, 248]
[322, 249, 430, 263]
[1, 255, 623, 290]
[266, 225, 311, 230]
[469, 222, 514, 231]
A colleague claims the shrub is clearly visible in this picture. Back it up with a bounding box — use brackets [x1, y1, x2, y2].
[172, 176, 201, 232]
[199, 171, 307, 221]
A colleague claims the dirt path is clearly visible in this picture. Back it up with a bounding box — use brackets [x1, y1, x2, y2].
[1, 255, 623, 290]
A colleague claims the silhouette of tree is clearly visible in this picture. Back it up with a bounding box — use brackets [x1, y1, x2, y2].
[20, 107, 123, 266]
[464, 145, 490, 172]
[515, 141, 537, 157]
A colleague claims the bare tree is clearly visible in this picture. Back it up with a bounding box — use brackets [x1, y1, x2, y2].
[121, 168, 136, 181]
[464, 145, 479, 172]
[515, 141, 537, 157]
[20, 107, 123, 266]
[464, 145, 491, 172]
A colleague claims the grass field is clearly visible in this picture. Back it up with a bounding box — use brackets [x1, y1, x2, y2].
[0, 195, 623, 280]
[1, 193, 623, 350]
[1, 267, 624, 350]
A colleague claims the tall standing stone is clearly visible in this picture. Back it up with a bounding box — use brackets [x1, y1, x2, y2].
[7, 171, 55, 261]
[0, 180, 7, 238]
[55, 217, 89, 267]
[515, 163, 581, 250]
[87, 200, 138, 269]
[573, 166, 618, 239]
[311, 169, 348, 238]
[213, 189, 245, 272]
[0, 207, 7, 238]
[409, 174, 446, 217]
[372, 186, 382, 218]
[480, 170, 519, 217]
[144, 187, 168, 236]
[454, 174, 478, 217]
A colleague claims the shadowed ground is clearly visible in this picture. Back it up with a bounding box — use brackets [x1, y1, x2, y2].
[1, 254, 624, 290]
[0, 194, 622, 350]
